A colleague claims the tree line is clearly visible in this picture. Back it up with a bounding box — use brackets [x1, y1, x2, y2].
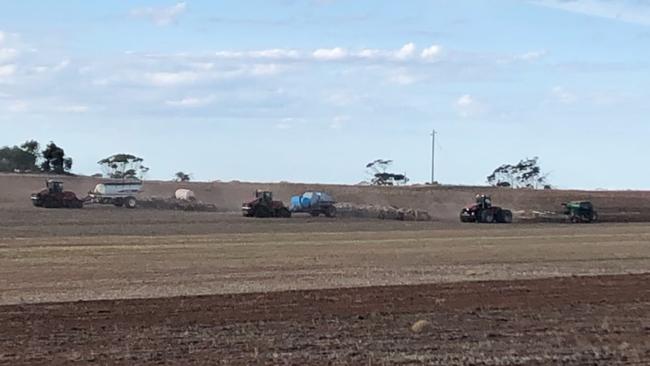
[0, 140, 73, 175]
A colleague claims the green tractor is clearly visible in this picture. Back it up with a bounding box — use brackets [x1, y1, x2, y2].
[562, 201, 598, 223]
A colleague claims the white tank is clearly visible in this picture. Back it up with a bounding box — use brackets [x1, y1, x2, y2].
[175, 189, 196, 201]
[93, 182, 143, 196]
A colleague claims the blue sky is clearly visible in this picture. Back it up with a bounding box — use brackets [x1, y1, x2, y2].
[0, 0, 649, 189]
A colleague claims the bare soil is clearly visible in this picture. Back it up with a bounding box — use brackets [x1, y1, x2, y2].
[4, 173, 650, 222]
[2, 174, 650, 364]
[1, 274, 648, 365]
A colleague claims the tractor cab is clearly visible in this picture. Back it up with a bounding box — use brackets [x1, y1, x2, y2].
[256, 190, 273, 202]
[47, 180, 64, 193]
[475, 194, 492, 209]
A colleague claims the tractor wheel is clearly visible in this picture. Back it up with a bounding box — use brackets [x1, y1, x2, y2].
[501, 210, 513, 224]
[325, 206, 336, 218]
[459, 210, 473, 223]
[591, 211, 598, 223]
[279, 207, 292, 218]
[479, 210, 494, 223]
[124, 197, 137, 209]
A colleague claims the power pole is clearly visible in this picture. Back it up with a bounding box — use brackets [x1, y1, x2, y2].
[431, 129, 437, 184]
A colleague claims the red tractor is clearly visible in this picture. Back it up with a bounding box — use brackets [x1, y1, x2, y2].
[460, 194, 512, 223]
[30, 180, 84, 209]
[242, 190, 292, 218]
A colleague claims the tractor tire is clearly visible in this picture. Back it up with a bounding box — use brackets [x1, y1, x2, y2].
[324, 206, 336, 218]
[591, 211, 598, 223]
[459, 210, 473, 223]
[501, 210, 513, 224]
[124, 197, 137, 209]
[479, 210, 494, 223]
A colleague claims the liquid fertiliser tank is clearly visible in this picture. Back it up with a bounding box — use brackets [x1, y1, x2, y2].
[289, 191, 337, 217]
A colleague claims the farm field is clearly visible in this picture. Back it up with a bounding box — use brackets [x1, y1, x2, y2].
[1, 274, 648, 365]
[1, 174, 649, 364]
[1, 207, 649, 305]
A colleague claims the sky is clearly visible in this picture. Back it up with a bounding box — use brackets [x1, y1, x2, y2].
[0, 0, 649, 189]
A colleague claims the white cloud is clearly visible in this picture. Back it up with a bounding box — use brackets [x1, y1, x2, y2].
[0, 31, 5, 44]
[389, 69, 418, 85]
[357, 49, 381, 59]
[530, 0, 650, 26]
[131, 2, 187, 26]
[455, 94, 486, 118]
[421, 45, 441, 60]
[145, 71, 200, 86]
[0, 48, 17, 63]
[395, 43, 416, 60]
[0, 64, 16, 78]
[551, 86, 577, 104]
[250, 63, 284, 76]
[516, 50, 547, 61]
[58, 105, 90, 113]
[166, 95, 215, 108]
[249, 49, 300, 59]
[313, 47, 348, 61]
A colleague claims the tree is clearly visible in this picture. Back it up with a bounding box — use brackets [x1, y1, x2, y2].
[174, 172, 191, 182]
[98, 154, 149, 179]
[487, 157, 549, 189]
[0, 144, 39, 172]
[365, 159, 409, 186]
[40, 142, 72, 174]
[20, 140, 40, 156]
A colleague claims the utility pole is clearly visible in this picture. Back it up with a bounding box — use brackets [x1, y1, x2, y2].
[431, 129, 437, 184]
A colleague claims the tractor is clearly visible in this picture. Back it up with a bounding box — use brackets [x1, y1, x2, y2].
[460, 194, 513, 223]
[31, 180, 84, 209]
[242, 190, 292, 218]
[562, 201, 598, 223]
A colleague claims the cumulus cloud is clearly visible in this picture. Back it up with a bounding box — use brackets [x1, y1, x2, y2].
[313, 47, 348, 60]
[145, 71, 200, 86]
[421, 45, 441, 60]
[166, 95, 215, 108]
[455, 94, 486, 118]
[0, 31, 5, 44]
[395, 43, 416, 60]
[131, 2, 187, 26]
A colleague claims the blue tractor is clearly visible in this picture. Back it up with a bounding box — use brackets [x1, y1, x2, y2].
[290, 191, 337, 217]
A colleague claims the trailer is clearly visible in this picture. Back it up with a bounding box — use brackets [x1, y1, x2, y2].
[290, 191, 337, 217]
[86, 181, 143, 209]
